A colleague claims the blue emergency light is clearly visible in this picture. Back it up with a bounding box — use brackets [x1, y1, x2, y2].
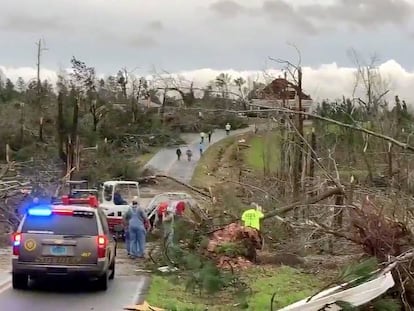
[27, 206, 52, 216]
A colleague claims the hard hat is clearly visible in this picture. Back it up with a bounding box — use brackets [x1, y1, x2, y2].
[131, 196, 139, 203]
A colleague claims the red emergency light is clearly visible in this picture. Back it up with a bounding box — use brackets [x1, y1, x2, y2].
[61, 195, 98, 207]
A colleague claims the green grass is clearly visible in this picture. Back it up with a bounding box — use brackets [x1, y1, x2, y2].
[191, 135, 238, 188]
[146, 275, 207, 311]
[146, 266, 326, 311]
[247, 266, 325, 310]
[244, 132, 280, 173]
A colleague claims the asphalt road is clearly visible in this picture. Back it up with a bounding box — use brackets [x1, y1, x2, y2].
[0, 271, 150, 311]
[145, 127, 254, 184]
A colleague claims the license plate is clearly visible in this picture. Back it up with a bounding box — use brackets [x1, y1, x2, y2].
[50, 246, 68, 256]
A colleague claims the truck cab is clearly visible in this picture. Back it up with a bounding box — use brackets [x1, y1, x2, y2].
[99, 181, 140, 233]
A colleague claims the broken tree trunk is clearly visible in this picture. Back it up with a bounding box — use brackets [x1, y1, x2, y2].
[264, 186, 344, 219]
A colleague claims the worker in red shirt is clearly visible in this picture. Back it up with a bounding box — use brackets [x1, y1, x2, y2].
[175, 201, 185, 216]
[157, 201, 169, 222]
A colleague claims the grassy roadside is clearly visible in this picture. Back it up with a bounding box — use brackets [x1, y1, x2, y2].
[145, 133, 327, 310]
[135, 147, 161, 167]
[244, 131, 281, 173]
[191, 135, 239, 188]
[146, 266, 326, 310]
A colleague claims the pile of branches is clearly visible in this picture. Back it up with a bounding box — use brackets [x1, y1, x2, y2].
[0, 163, 32, 234]
[0, 159, 64, 234]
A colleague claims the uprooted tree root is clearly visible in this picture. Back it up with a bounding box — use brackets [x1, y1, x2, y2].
[350, 197, 414, 261]
[348, 197, 414, 308]
[206, 222, 263, 269]
[318, 196, 414, 309]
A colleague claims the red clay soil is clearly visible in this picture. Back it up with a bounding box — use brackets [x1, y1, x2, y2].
[207, 223, 262, 269]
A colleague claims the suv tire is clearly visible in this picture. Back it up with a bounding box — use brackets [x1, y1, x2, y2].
[96, 271, 108, 291]
[12, 273, 28, 290]
[109, 259, 115, 280]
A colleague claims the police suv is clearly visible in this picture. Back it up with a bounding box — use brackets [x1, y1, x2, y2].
[11, 195, 116, 291]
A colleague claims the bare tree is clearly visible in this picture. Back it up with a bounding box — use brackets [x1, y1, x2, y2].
[269, 43, 304, 203]
[348, 49, 389, 117]
[234, 77, 247, 110]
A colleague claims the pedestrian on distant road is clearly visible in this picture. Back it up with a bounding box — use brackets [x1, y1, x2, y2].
[208, 130, 212, 143]
[225, 123, 231, 135]
[176, 148, 182, 161]
[199, 141, 204, 156]
[186, 148, 193, 161]
[123, 196, 149, 259]
[200, 131, 206, 143]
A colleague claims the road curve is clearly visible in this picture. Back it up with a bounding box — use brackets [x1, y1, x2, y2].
[144, 127, 254, 183]
[0, 272, 150, 311]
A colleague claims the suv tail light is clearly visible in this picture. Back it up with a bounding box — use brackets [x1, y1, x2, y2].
[13, 233, 21, 256]
[97, 235, 107, 258]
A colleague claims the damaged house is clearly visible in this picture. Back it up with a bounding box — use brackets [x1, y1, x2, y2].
[248, 77, 313, 123]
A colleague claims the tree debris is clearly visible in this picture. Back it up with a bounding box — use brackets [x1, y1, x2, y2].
[206, 223, 262, 269]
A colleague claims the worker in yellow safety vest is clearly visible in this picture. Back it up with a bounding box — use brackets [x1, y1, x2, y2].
[241, 203, 264, 231]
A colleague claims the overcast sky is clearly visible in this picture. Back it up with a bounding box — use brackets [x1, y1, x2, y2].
[1, 0, 414, 101]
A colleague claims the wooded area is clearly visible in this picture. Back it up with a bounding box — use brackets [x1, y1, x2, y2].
[1, 48, 414, 309]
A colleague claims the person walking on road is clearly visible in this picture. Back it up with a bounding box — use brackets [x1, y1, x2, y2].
[208, 130, 213, 143]
[200, 131, 206, 143]
[176, 148, 182, 161]
[186, 148, 193, 161]
[199, 141, 204, 156]
[225, 123, 231, 135]
[123, 196, 149, 259]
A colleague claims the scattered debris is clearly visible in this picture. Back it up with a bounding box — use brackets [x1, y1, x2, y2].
[280, 271, 395, 311]
[157, 266, 179, 273]
[124, 301, 165, 311]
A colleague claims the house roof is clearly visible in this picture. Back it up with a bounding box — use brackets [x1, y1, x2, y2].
[255, 78, 312, 100]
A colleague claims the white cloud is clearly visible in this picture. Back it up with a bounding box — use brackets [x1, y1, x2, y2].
[173, 60, 414, 102]
[0, 66, 58, 84]
[1, 60, 414, 103]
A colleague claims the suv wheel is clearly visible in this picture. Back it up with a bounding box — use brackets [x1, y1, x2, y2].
[12, 273, 28, 290]
[96, 271, 108, 291]
[109, 259, 115, 280]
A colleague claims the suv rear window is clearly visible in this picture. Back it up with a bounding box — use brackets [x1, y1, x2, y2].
[21, 214, 98, 236]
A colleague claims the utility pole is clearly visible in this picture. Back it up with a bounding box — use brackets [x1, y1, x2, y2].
[35, 39, 48, 111]
[35, 39, 48, 141]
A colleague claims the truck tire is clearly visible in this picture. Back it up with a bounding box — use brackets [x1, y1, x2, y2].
[109, 259, 115, 280]
[96, 271, 108, 291]
[12, 273, 28, 290]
